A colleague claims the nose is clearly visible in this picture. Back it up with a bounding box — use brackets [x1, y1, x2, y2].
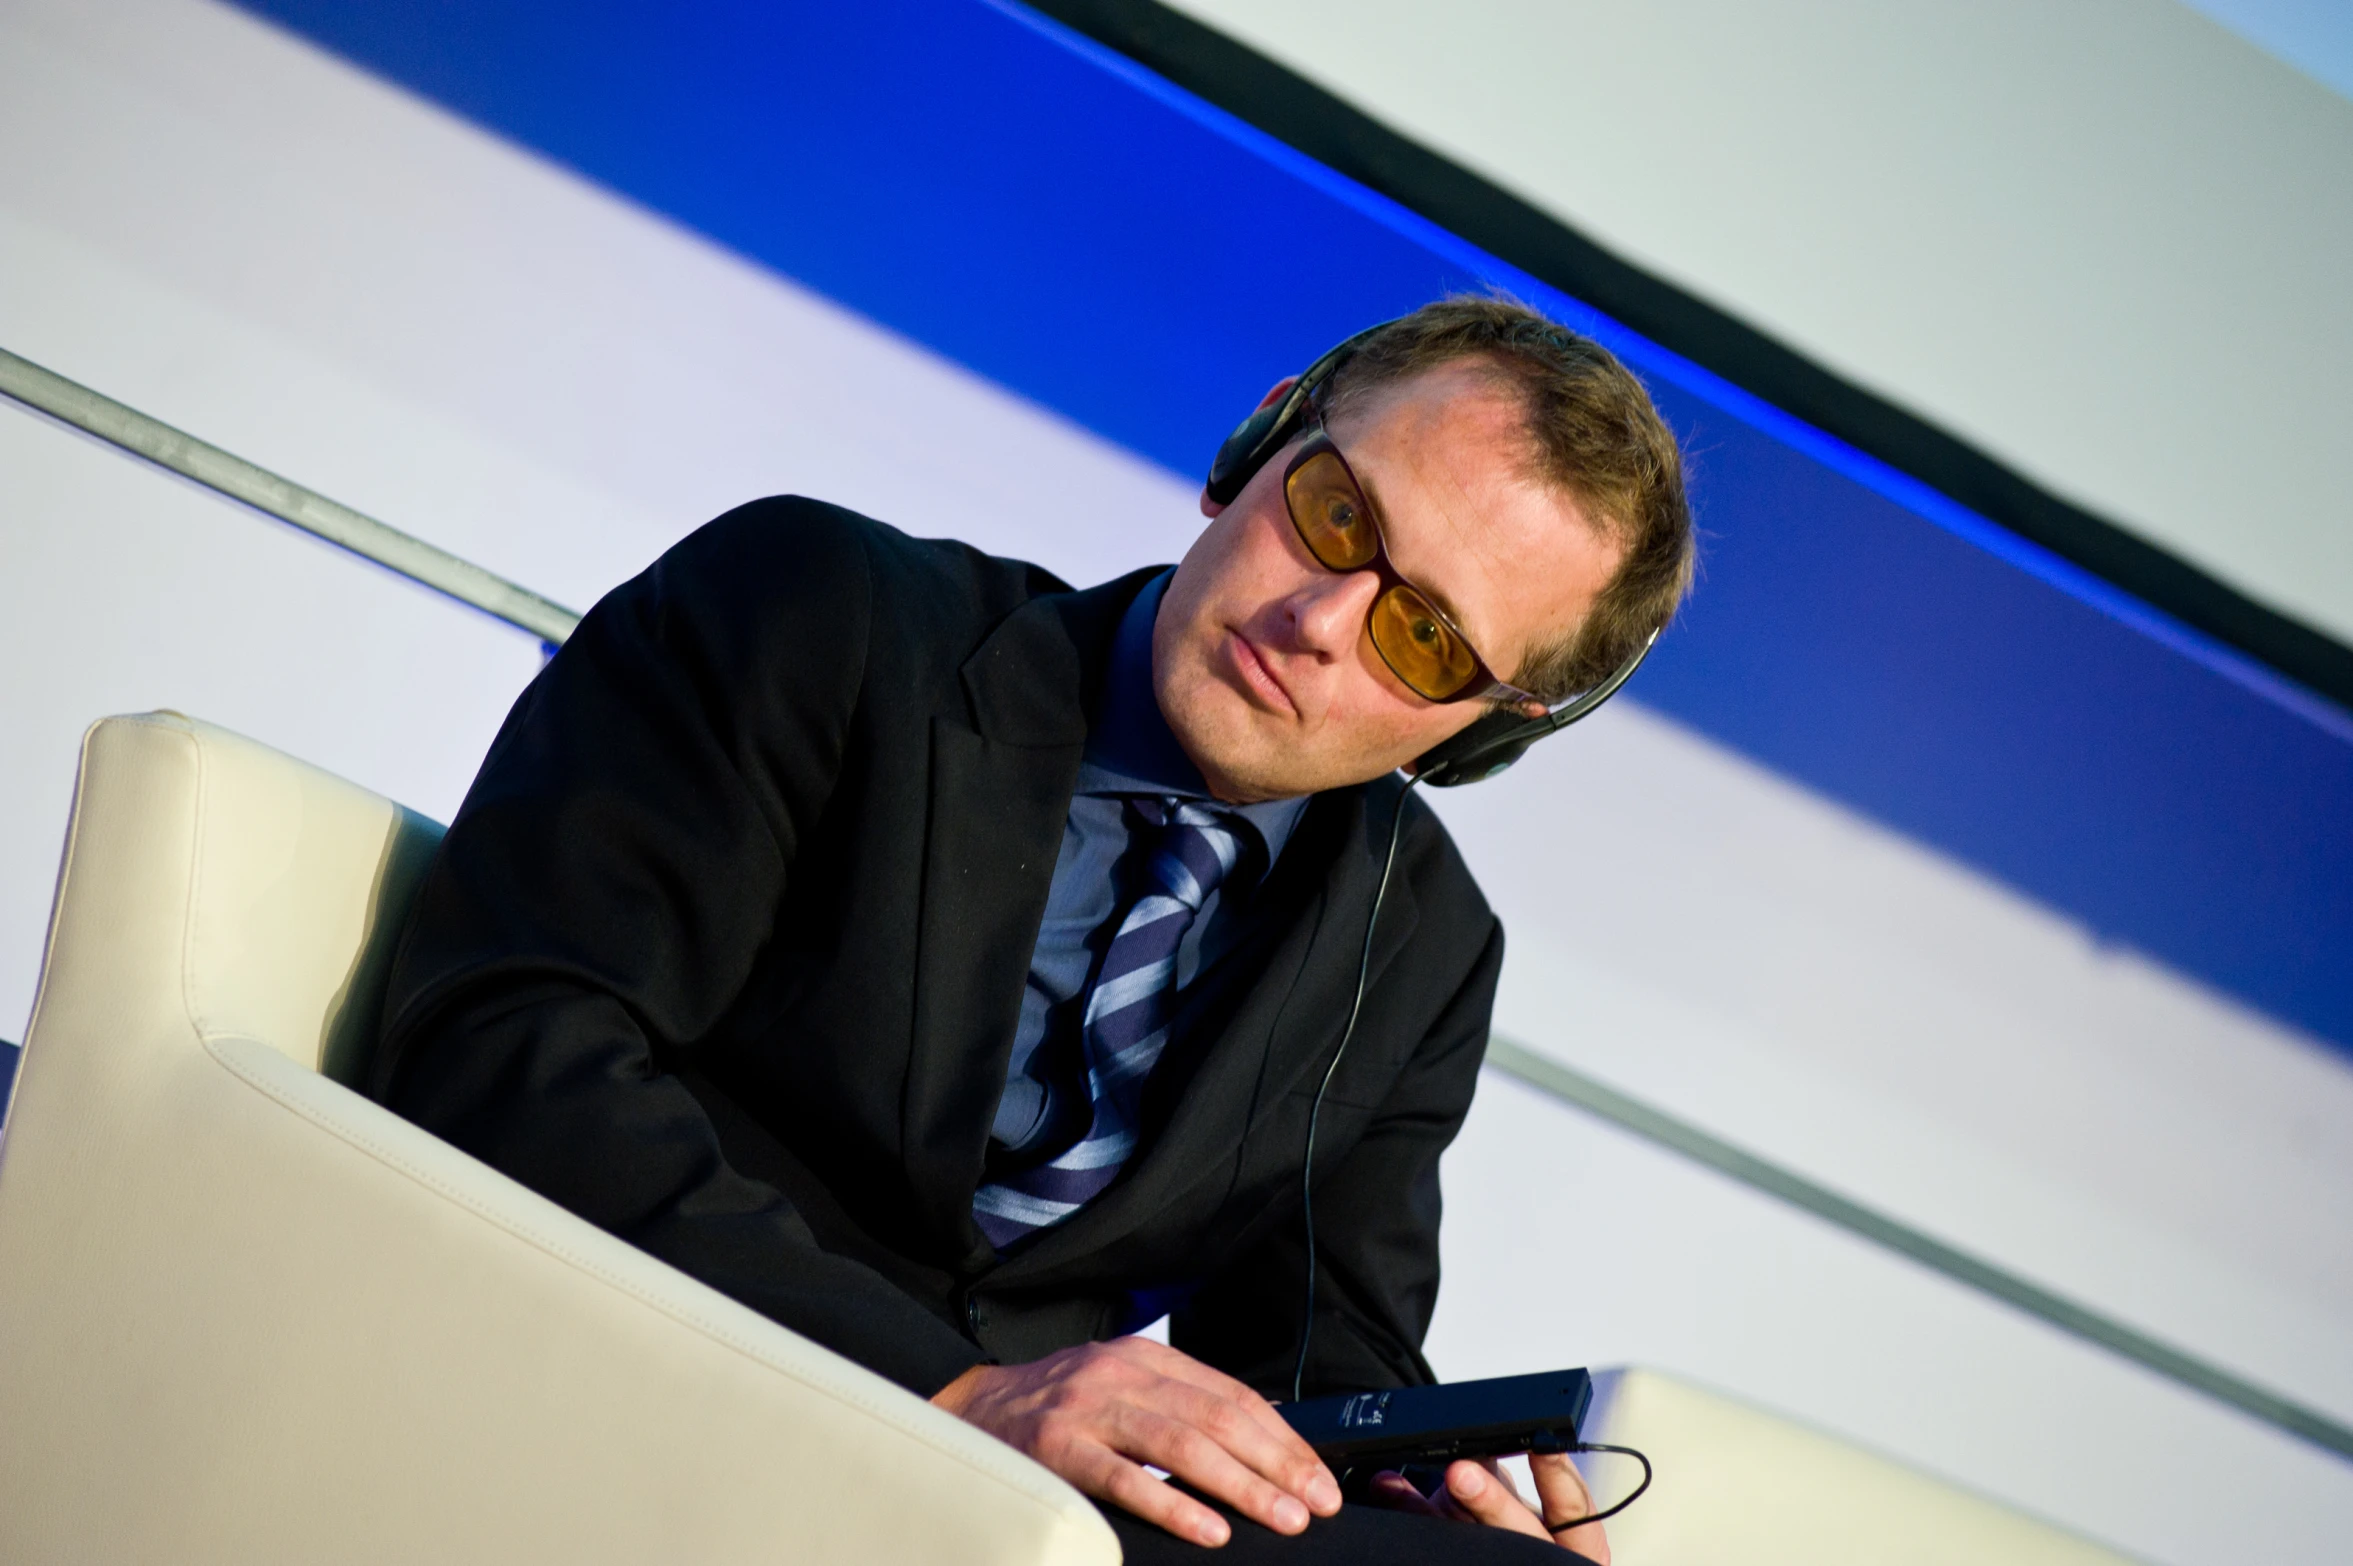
[1283, 567, 1382, 662]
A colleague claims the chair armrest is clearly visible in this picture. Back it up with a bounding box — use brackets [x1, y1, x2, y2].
[0, 1014, 1116, 1565]
[1580, 1367, 2134, 1565]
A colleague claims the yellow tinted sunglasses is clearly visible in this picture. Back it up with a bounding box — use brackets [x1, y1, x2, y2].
[1282, 423, 1541, 706]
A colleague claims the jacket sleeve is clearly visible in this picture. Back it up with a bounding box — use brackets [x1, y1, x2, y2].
[372, 497, 988, 1397]
[1171, 914, 1504, 1401]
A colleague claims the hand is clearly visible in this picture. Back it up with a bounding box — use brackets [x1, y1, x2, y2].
[1367, 1452, 1611, 1562]
[930, 1336, 1343, 1547]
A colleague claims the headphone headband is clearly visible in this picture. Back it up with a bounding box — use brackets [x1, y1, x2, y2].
[1202, 322, 1660, 786]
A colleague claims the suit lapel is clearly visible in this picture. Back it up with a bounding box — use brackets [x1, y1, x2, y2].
[901, 571, 1155, 1266]
[903, 719, 1077, 1262]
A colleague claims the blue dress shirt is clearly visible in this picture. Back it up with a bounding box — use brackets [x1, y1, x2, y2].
[988, 570, 1309, 1157]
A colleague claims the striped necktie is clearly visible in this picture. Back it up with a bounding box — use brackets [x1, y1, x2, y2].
[972, 799, 1248, 1249]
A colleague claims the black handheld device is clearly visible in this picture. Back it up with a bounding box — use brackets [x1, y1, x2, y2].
[1277, 1368, 1594, 1484]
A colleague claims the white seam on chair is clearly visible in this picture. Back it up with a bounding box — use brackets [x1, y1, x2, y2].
[197, 1030, 1090, 1530]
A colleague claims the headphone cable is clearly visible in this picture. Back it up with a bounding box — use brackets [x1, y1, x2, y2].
[1291, 772, 1419, 1403]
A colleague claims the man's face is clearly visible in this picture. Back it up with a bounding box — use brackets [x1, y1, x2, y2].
[1155, 361, 1624, 803]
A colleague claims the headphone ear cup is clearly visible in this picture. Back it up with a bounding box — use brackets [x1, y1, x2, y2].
[1206, 404, 1287, 506]
[1413, 709, 1548, 788]
[1207, 323, 1394, 506]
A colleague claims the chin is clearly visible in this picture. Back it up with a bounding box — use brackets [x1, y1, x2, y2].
[1187, 705, 1389, 803]
[1158, 683, 1284, 802]
[1183, 721, 1292, 804]
[1162, 655, 1408, 802]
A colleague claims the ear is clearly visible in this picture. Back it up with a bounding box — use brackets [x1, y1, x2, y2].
[1200, 374, 1306, 518]
[1255, 373, 1302, 413]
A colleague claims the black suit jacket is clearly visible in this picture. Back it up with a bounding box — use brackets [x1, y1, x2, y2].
[376, 498, 1504, 1401]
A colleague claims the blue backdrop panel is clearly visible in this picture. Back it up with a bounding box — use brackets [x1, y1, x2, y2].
[237, 0, 2353, 1053]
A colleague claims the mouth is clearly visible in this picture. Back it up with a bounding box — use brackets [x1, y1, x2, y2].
[1225, 628, 1299, 718]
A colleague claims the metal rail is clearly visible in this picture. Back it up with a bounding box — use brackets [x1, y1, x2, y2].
[1483, 1035, 2353, 1463]
[6, 343, 2344, 1465]
[0, 347, 582, 646]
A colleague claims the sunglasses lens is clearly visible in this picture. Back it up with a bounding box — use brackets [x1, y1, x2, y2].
[1284, 449, 1379, 570]
[1370, 584, 1478, 700]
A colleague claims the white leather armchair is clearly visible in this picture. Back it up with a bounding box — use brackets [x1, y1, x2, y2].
[0, 712, 1118, 1566]
[1579, 1365, 2137, 1563]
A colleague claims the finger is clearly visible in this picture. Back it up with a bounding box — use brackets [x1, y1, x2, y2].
[1530, 1452, 1610, 1563]
[1528, 1451, 1594, 1507]
[1478, 1457, 1532, 1510]
[1112, 1403, 1314, 1537]
[1442, 1459, 1552, 1541]
[1558, 1517, 1611, 1566]
[1363, 1471, 1445, 1518]
[1068, 1441, 1233, 1548]
[1127, 1343, 1340, 1511]
[1148, 1377, 1339, 1519]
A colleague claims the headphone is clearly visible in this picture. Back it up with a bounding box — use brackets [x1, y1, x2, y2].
[1205, 323, 1657, 788]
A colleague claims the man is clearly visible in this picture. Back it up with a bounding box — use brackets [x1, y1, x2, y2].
[376, 296, 1693, 1561]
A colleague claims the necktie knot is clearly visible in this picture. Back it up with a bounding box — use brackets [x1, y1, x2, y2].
[1133, 798, 1248, 912]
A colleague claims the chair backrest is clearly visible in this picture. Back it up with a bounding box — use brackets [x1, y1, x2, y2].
[24, 711, 442, 1093]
